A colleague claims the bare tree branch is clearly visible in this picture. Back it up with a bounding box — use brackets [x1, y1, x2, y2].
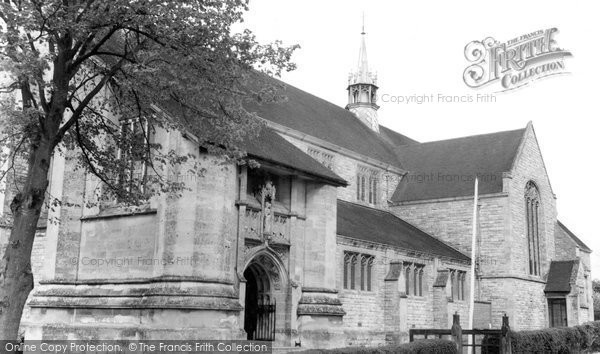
[54, 55, 128, 148]
[70, 25, 120, 71]
[73, 118, 119, 194]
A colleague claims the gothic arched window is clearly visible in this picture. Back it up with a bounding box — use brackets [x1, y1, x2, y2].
[359, 255, 375, 291]
[525, 181, 541, 276]
[461, 272, 466, 300]
[369, 178, 377, 204]
[357, 167, 379, 205]
[403, 263, 425, 296]
[343, 252, 374, 291]
[352, 88, 359, 103]
[405, 266, 411, 296]
[413, 266, 418, 295]
[366, 257, 373, 291]
[360, 256, 367, 290]
[343, 253, 351, 289]
[360, 176, 366, 201]
[343, 252, 359, 290]
[448, 269, 466, 301]
[419, 267, 423, 296]
[350, 254, 358, 289]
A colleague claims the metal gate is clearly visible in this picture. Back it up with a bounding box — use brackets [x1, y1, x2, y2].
[253, 297, 276, 341]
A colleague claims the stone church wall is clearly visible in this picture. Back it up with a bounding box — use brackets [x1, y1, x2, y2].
[554, 226, 578, 260]
[390, 196, 508, 277]
[576, 253, 593, 323]
[277, 132, 403, 210]
[22, 128, 247, 340]
[553, 226, 594, 324]
[390, 125, 569, 331]
[335, 236, 470, 346]
[507, 125, 556, 278]
[504, 125, 557, 329]
[580, 252, 593, 323]
[2, 112, 590, 346]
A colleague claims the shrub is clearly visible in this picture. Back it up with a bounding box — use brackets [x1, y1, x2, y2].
[511, 321, 600, 353]
[295, 339, 457, 354]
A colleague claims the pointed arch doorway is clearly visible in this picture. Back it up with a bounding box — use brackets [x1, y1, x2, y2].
[243, 262, 276, 341]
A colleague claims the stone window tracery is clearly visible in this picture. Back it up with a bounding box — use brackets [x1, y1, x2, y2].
[343, 252, 374, 291]
[356, 166, 378, 205]
[343, 253, 350, 289]
[405, 265, 411, 295]
[525, 181, 541, 276]
[404, 263, 424, 296]
[449, 269, 466, 301]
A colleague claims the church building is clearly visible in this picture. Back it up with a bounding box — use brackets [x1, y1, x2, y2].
[1, 26, 592, 350]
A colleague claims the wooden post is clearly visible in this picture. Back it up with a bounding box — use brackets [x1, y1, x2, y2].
[451, 312, 463, 353]
[501, 314, 511, 354]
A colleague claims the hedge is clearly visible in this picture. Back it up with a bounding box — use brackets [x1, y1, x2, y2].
[294, 321, 600, 353]
[295, 339, 457, 354]
[511, 321, 600, 353]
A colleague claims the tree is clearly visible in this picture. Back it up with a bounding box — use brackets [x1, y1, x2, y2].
[0, 0, 298, 342]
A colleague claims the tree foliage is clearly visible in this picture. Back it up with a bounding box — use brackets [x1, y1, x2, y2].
[0, 0, 298, 341]
[0, 0, 298, 204]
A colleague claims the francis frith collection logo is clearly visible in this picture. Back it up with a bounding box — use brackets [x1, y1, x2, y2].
[463, 28, 571, 91]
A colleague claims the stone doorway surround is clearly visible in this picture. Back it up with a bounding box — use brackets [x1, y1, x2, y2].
[239, 247, 290, 345]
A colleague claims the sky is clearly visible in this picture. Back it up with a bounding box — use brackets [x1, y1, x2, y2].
[242, 1, 600, 275]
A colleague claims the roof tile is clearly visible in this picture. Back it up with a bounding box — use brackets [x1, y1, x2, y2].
[245, 77, 404, 168]
[544, 260, 578, 293]
[337, 200, 469, 261]
[391, 129, 526, 202]
[244, 127, 347, 186]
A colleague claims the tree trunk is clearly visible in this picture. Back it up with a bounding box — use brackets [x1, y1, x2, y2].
[0, 136, 51, 345]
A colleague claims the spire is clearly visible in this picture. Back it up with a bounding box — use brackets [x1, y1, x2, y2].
[357, 30, 369, 82]
[361, 11, 365, 35]
[349, 15, 376, 86]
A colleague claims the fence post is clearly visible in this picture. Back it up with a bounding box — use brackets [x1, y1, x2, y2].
[501, 314, 512, 354]
[451, 312, 462, 353]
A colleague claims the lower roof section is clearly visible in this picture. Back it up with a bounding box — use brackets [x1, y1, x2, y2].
[337, 200, 470, 262]
[243, 127, 347, 187]
[544, 260, 578, 294]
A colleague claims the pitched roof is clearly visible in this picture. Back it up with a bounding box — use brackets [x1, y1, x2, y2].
[391, 128, 526, 202]
[544, 260, 578, 293]
[556, 221, 592, 253]
[337, 200, 469, 261]
[244, 77, 403, 168]
[379, 125, 419, 146]
[244, 127, 347, 186]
